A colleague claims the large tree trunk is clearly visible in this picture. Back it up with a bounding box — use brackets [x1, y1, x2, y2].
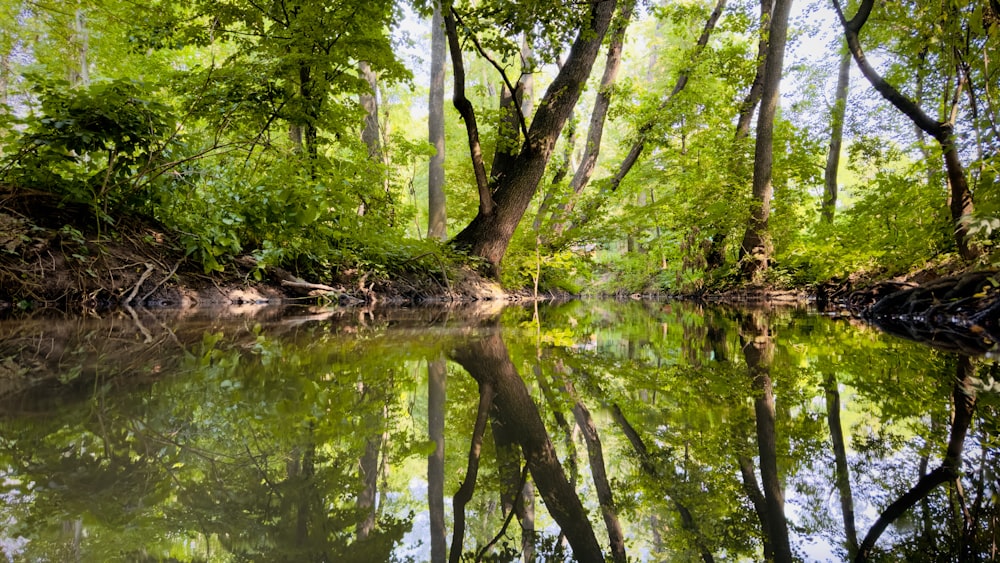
[714, 0, 771, 271]
[822, 46, 851, 223]
[428, 1, 448, 240]
[448, 0, 618, 274]
[834, 0, 977, 260]
[450, 331, 605, 562]
[738, 0, 793, 281]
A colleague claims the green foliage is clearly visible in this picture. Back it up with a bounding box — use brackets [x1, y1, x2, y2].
[0, 0, 995, 290]
[779, 138, 953, 281]
[1, 76, 175, 217]
[501, 229, 588, 294]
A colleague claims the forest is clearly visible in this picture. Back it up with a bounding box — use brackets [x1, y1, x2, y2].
[0, 0, 998, 299]
[2, 2, 1000, 560]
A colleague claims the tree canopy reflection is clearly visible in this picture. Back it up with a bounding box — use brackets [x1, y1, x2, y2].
[0, 302, 997, 561]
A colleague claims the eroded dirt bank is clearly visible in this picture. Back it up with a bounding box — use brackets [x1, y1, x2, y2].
[0, 201, 506, 313]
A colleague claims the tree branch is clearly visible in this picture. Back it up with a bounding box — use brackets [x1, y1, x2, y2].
[443, 7, 494, 216]
[451, 8, 529, 141]
[449, 380, 495, 563]
[608, 0, 728, 193]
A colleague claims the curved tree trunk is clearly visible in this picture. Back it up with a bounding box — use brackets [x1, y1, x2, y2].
[450, 331, 605, 562]
[448, 378, 494, 563]
[740, 312, 793, 562]
[854, 356, 977, 562]
[448, 0, 618, 274]
[833, 0, 977, 260]
[565, 381, 627, 562]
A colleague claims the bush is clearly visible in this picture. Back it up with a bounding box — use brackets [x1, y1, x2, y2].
[1, 76, 175, 221]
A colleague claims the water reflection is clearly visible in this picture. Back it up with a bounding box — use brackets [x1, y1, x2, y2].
[0, 301, 997, 562]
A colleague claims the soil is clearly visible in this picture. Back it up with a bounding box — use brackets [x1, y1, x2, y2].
[0, 192, 507, 315]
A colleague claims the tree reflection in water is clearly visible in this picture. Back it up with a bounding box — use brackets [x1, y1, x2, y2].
[0, 302, 997, 561]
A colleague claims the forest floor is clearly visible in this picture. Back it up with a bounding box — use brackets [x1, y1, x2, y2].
[1, 192, 998, 357]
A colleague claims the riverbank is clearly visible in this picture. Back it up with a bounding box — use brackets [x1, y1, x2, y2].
[0, 201, 510, 313]
[2, 200, 998, 351]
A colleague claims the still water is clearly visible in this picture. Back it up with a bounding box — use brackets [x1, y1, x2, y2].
[0, 300, 996, 562]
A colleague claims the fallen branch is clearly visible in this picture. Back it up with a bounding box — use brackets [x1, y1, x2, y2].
[140, 258, 183, 303]
[280, 279, 339, 294]
[122, 263, 154, 305]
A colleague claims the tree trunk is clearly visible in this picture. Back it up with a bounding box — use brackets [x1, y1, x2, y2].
[715, 0, 771, 270]
[299, 63, 320, 164]
[443, 9, 493, 218]
[360, 61, 381, 160]
[356, 435, 380, 540]
[834, 0, 978, 260]
[825, 372, 859, 557]
[450, 331, 605, 562]
[854, 356, 977, 562]
[610, 402, 716, 563]
[740, 312, 793, 563]
[566, 382, 627, 562]
[70, 9, 89, 87]
[427, 357, 447, 563]
[358, 61, 383, 217]
[738, 0, 793, 281]
[1, 48, 11, 106]
[356, 385, 385, 541]
[562, 0, 636, 214]
[428, 2, 448, 240]
[822, 46, 851, 224]
[534, 113, 577, 233]
[607, 0, 728, 194]
[738, 454, 774, 559]
[449, 0, 618, 274]
[448, 377, 494, 563]
[735, 0, 774, 141]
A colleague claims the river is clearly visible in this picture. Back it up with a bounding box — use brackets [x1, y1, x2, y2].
[0, 300, 996, 562]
